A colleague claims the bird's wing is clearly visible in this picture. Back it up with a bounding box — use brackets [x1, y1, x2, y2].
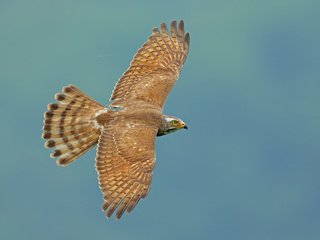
[110, 20, 190, 109]
[96, 120, 157, 219]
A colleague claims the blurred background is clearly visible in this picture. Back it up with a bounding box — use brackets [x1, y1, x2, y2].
[0, 0, 319, 239]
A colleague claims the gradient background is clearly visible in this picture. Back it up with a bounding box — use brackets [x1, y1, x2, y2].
[0, 0, 319, 239]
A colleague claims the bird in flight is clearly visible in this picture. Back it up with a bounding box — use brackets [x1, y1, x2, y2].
[42, 20, 190, 219]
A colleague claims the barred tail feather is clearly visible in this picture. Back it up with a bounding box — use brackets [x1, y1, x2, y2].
[42, 84, 106, 166]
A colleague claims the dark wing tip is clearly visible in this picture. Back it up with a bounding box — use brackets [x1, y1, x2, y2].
[170, 20, 178, 34]
[152, 27, 160, 34]
[171, 19, 177, 26]
[178, 20, 184, 33]
[184, 32, 190, 51]
[160, 22, 168, 35]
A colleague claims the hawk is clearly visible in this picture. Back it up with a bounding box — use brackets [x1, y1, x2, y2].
[42, 20, 190, 219]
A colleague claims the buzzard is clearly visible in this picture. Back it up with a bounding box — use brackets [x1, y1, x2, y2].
[42, 20, 190, 219]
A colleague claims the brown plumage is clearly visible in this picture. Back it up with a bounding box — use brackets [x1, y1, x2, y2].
[42, 20, 190, 219]
[43, 85, 106, 166]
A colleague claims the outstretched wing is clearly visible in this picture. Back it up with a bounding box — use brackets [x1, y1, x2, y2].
[110, 20, 190, 109]
[96, 120, 157, 219]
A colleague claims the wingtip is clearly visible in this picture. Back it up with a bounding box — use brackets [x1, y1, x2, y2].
[185, 32, 190, 42]
[160, 22, 167, 34]
[115, 211, 123, 220]
[104, 212, 111, 220]
[171, 20, 177, 29]
[178, 20, 184, 32]
[152, 27, 160, 34]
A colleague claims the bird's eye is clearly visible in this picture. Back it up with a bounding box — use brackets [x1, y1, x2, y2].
[171, 120, 178, 126]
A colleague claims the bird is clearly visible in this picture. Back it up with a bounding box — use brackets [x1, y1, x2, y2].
[42, 20, 190, 219]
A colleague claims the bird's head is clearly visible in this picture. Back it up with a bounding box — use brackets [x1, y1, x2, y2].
[157, 115, 188, 136]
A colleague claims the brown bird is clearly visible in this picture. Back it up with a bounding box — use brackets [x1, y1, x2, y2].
[42, 20, 190, 219]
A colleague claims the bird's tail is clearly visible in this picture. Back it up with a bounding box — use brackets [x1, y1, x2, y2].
[42, 84, 107, 166]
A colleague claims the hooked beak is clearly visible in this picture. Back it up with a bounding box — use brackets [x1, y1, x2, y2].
[183, 124, 188, 130]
